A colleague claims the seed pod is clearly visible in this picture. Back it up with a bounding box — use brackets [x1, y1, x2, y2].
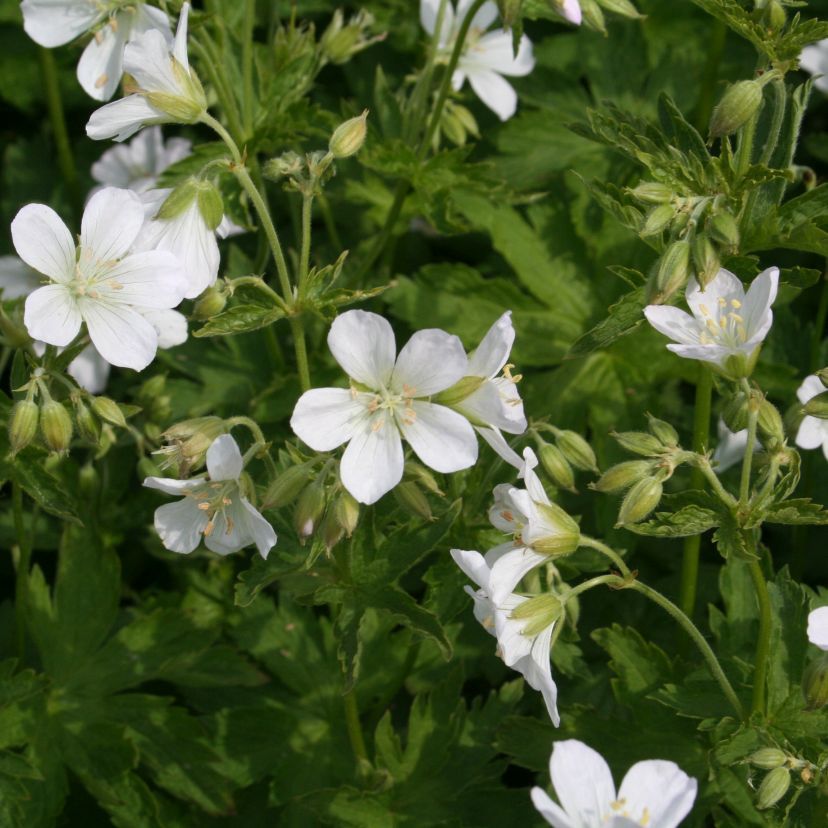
[630, 182, 673, 204]
[8, 399, 39, 455]
[329, 110, 369, 159]
[555, 430, 599, 473]
[91, 396, 127, 427]
[692, 234, 720, 289]
[40, 400, 73, 454]
[709, 79, 763, 139]
[539, 443, 576, 492]
[592, 460, 654, 493]
[756, 766, 791, 810]
[648, 240, 691, 304]
[646, 414, 679, 448]
[749, 748, 787, 770]
[708, 211, 740, 251]
[803, 391, 828, 420]
[393, 481, 433, 521]
[264, 464, 311, 509]
[640, 204, 675, 237]
[613, 431, 665, 456]
[617, 477, 663, 525]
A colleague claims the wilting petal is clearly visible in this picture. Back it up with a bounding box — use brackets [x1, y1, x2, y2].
[339, 413, 404, 504]
[154, 496, 208, 553]
[392, 328, 468, 395]
[205, 434, 244, 481]
[459, 380, 520, 431]
[291, 388, 371, 452]
[808, 607, 828, 651]
[550, 740, 616, 824]
[11, 204, 75, 284]
[523, 624, 560, 725]
[172, 1, 191, 73]
[617, 760, 698, 828]
[126, 28, 179, 95]
[328, 310, 396, 388]
[77, 21, 127, 101]
[397, 401, 477, 473]
[467, 68, 518, 121]
[80, 299, 158, 370]
[24, 285, 82, 346]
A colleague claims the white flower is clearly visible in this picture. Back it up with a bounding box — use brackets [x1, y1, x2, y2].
[91, 126, 191, 193]
[552, 0, 582, 24]
[86, 3, 205, 143]
[143, 434, 277, 558]
[644, 267, 779, 375]
[800, 39, 828, 94]
[21, 0, 171, 102]
[13, 187, 187, 371]
[452, 311, 527, 468]
[808, 607, 828, 651]
[795, 375, 828, 460]
[531, 739, 697, 828]
[290, 310, 478, 505]
[712, 418, 754, 473]
[452, 547, 560, 725]
[0, 255, 41, 299]
[420, 0, 535, 121]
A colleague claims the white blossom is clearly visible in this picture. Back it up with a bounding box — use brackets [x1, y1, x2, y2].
[290, 310, 478, 505]
[420, 0, 535, 121]
[13, 187, 187, 371]
[21, 0, 171, 101]
[644, 267, 779, 375]
[800, 39, 828, 94]
[712, 418, 754, 473]
[795, 375, 828, 460]
[807, 607, 828, 651]
[552, 0, 582, 25]
[143, 434, 277, 558]
[531, 739, 697, 828]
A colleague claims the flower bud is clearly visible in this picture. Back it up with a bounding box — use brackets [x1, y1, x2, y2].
[333, 491, 360, 537]
[630, 182, 673, 204]
[319, 509, 345, 552]
[722, 390, 750, 432]
[579, 0, 606, 33]
[592, 460, 653, 493]
[264, 464, 311, 509]
[648, 240, 691, 304]
[617, 477, 663, 525]
[538, 443, 576, 492]
[692, 234, 720, 289]
[73, 399, 100, 443]
[749, 748, 787, 770]
[156, 416, 226, 475]
[405, 461, 444, 496]
[393, 481, 433, 521]
[803, 653, 828, 710]
[294, 478, 327, 540]
[613, 431, 665, 456]
[434, 375, 486, 408]
[496, 0, 523, 26]
[8, 399, 39, 455]
[525, 502, 580, 557]
[757, 398, 785, 446]
[555, 430, 599, 473]
[137, 455, 163, 479]
[40, 399, 73, 454]
[192, 284, 229, 320]
[803, 391, 828, 420]
[598, 0, 644, 18]
[640, 204, 675, 237]
[195, 181, 224, 231]
[646, 414, 679, 447]
[708, 211, 740, 251]
[329, 110, 369, 159]
[509, 593, 563, 637]
[817, 367, 828, 388]
[756, 766, 790, 810]
[91, 396, 126, 427]
[709, 79, 763, 139]
[78, 462, 100, 499]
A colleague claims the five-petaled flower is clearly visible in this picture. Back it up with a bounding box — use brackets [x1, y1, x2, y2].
[644, 266, 779, 377]
[13, 187, 187, 371]
[290, 309, 478, 504]
[795, 375, 828, 460]
[143, 434, 277, 558]
[419, 0, 535, 121]
[531, 739, 697, 828]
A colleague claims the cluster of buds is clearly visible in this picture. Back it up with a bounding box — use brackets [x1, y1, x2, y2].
[748, 747, 815, 810]
[533, 424, 599, 493]
[723, 385, 786, 451]
[576, 0, 644, 35]
[153, 416, 227, 477]
[592, 415, 685, 526]
[435, 99, 479, 149]
[319, 9, 383, 66]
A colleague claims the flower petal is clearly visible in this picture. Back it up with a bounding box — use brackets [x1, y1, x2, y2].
[24, 285, 81, 346]
[291, 388, 371, 452]
[392, 329, 468, 395]
[206, 434, 244, 481]
[549, 740, 616, 825]
[742, 266, 779, 343]
[204, 497, 247, 556]
[397, 401, 478, 473]
[477, 426, 524, 469]
[450, 548, 491, 591]
[239, 498, 277, 559]
[468, 311, 514, 377]
[457, 0, 498, 31]
[466, 68, 519, 121]
[666, 342, 731, 367]
[143, 476, 204, 496]
[530, 788, 574, 828]
[685, 269, 745, 321]
[154, 497, 207, 554]
[617, 760, 697, 828]
[125, 29, 179, 95]
[524, 624, 560, 725]
[328, 310, 396, 388]
[808, 607, 828, 651]
[141, 308, 188, 349]
[86, 95, 166, 143]
[643, 305, 700, 346]
[172, 2, 191, 73]
[80, 299, 158, 370]
[339, 413, 404, 504]
[0, 256, 41, 299]
[68, 344, 110, 394]
[797, 375, 825, 405]
[76, 21, 126, 102]
[21, 0, 99, 47]
[82, 187, 145, 263]
[11, 204, 75, 284]
[486, 543, 547, 603]
[100, 250, 187, 308]
[796, 416, 828, 451]
[559, 0, 582, 24]
[462, 30, 535, 78]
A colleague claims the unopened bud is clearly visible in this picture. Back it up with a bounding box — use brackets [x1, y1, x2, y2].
[8, 399, 39, 455]
[555, 430, 599, 473]
[617, 477, 663, 525]
[434, 375, 486, 408]
[757, 398, 785, 446]
[329, 110, 368, 159]
[640, 204, 675, 237]
[73, 399, 100, 443]
[692, 234, 720, 289]
[294, 479, 327, 540]
[394, 481, 433, 521]
[649, 240, 691, 304]
[539, 443, 576, 492]
[40, 400, 73, 454]
[817, 367, 828, 388]
[592, 460, 653, 493]
[319, 509, 345, 552]
[708, 211, 740, 251]
[405, 461, 444, 495]
[91, 396, 127, 427]
[722, 390, 750, 432]
[195, 181, 224, 231]
[646, 414, 679, 447]
[709, 79, 763, 139]
[264, 464, 311, 509]
[78, 462, 99, 498]
[192, 284, 228, 320]
[763, 0, 786, 31]
[803, 653, 828, 710]
[803, 391, 828, 420]
[756, 766, 790, 810]
[598, 0, 644, 18]
[613, 431, 665, 456]
[524, 502, 580, 557]
[749, 748, 787, 770]
[509, 593, 563, 636]
[334, 491, 360, 537]
[630, 182, 673, 204]
[579, 0, 606, 32]
[496, 0, 523, 26]
[137, 455, 163, 479]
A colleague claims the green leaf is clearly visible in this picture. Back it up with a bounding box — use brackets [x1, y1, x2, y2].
[767, 569, 810, 711]
[712, 511, 757, 561]
[626, 490, 722, 537]
[762, 499, 828, 526]
[566, 287, 647, 358]
[234, 543, 305, 607]
[0, 454, 80, 523]
[335, 599, 365, 693]
[194, 303, 285, 337]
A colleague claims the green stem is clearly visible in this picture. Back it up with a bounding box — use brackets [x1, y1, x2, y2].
[739, 380, 758, 508]
[343, 687, 369, 768]
[38, 48, 81, 221]
[226, 415, 266, 446]
[810, 270, 828, 371]
[290, 318, 311, 392]
[758, 77, 787, 167]
[578, 536, 631, 578]
[567, 573, 626, 601]
[748, 555, 772, 717]
[13, 484, 31, 662]
[685, 453, 737, 507]
[317, 193, 343, 251]
[242, 0, 256, 139]
[299, 194, 313, 298]
[679, 365, 713, 618]
[192, 37, 245, 144]
[734, 104, 759, 179]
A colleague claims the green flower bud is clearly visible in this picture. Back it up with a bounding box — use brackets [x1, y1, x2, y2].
[709, 79, 764, 139]
[509, 593, 563, 637]
[195, 181, 224, 231]
[817, 368, 828, 388]
[803, 391, 828, 420]
[8, 399, 39, 455]
[329, 110, 369, 159]
[617, 477, 663, 525]
[319, 509, 345, 552]
[803, 653, 828, 710]
[496, 0, 523, 26]
[722, 390, 750, 432]
[155, 179, 198, 222]
[646, 414, 679, 447]
[294, 478, 327, 539]
[555, 430, 599, 473]
[613, 431, 665, 456]
[264, 463, 311, 509]
[749, 748, 787, 770]
[592, 460, 654, 493]
[91, 396, 127, 427]
[192, 284, 229, 320]
[630, 182, 673, 204]
[640, 204, 675, 237]
[692, 234, 720, 289]
[319, 9, 377, 64]
[539, 443, 576, 492]
[40, 399, 73, 454]
[393, 481, 433, 521]
[756, 766, 790, 810]
[433, 375, 486, 408]
[579, 0, 606, 33]
[648, 240, 691, 304]
[405, 461, 444, 496]
[708, 211, 740, 251]
[78, 462, 100, 499]
[73, 399, 100, 444]
[597, 0, 644, 18]
[757, 398, 785, 447]
[527, 502, 580, 557]
[137, 455, 163, 480]
[334, 491, 360, 537]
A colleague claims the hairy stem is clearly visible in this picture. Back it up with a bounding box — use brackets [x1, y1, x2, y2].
[299, 194, 313, 297]
[748, 555, 772, 717]
[578, 536, 631, 579]
[192, 36, 245, 143]
[739, 379, 758, 508]
[343, 688, 369, 768]
[290, 318, 311, 392]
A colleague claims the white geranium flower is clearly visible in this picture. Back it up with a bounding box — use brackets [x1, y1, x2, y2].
[808, 607, 828, 651]
[13, 187, 187, 371]
[420, 0, 535, 121]
[143, 434, 277, 558]
[795, 375, 828, 460]
[644, 267, 779, 376]
[86, 3, 206, 143]
[290, 310, 478, 505]
[531, 739, 697, 828]
[801, 39, 828, 94]
[452, 547, 560, 725]
[451, 311, 527, 468]
[21, 0, 171, 101]
[712, 418, 755, 473]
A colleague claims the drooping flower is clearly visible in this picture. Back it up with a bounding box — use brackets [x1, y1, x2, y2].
[644, 267, 779, 377]
[86, 3, 206, 143]
[795, 375, 828, 460]
[452, 547, 561, 725]
[808, 607, 828, 651]
[531, 739, 697, 828]
[420, 0, 535, 121]
[143, 434, 277, 558]
[21, 0, 171, 101]
[290, 310, 478, 504]
[13, 187, 187, 371]
[800, 39, 828, 94]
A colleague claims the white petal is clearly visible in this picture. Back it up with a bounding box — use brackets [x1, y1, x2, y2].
[206, 434, 244, 481]
[339, 414, 404, 505]
[132, 5, 173, 41]
[21, 0, 99, 47]
[450, 548, 491, 591]
[421, 0, 456, 43]
[685, 269, 745, 322]
[239, 498, 277, 559]
[459, 380, 523, 432]
[327, 310, 396, 388]
[86, 95, 166, 142]
[0, 256, 41, 299]
[486, 544, 547, 603]
[397, 401, 478, 473]
[143, 476, 204, 496]
[76, 22, 126, 101]
[797, 416, 828, 451]
[462, 31, 535, 78]
[125, 29, 179, 95]
[11, 204, 75, 284]
[204, 497, 247, 556]
[524, 624, 560, 725]
[550, 740, 616, 825]
[643, 305, 700, 346]
[154, 497, 208, 554]
[530, 788, 574, 828]
[81, 187, 145, 262]
[468, 311, 514, 378]
[667, 342, 731, 368]
[466, 68, 518, 121]
[712, 421, 749, 473]
[172, 2, 191, 73]
[478, 426, 524, 469]
[80, 299, 158, 370]
[559, 0, 582, 24]
[465, 585, 496, 635]
[617, 760, 697, 828]
[99, 250, 187, 308]
[797, 375, 825, 405]
[68, 344, 110, 394]
[493, 597, 533, 665]
[808, 607, 828, 651]
[742, 266, 779, 343]
[489, 487, 526, 532]
[24, 285, 82, 346]
[141, 308, 188, 349]
[392, 329, 468, 395]
[290, 388, 371, 452]
[457, 0, 498, 30]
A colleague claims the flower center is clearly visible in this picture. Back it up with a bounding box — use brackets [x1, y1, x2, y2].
[608, 799, 651, 826]
[697, 297, 747, 347]
[190, 481, 237, 538]
[364, 383, 417, 430]
[69, 247, 123, 300]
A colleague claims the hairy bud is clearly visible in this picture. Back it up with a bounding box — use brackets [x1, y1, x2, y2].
[539, 443, 576, 492]
[630, 182, 673, 204]
[646, 414, 679, 447]
[613, 431, 665, 456]
[334, 491, 360, 537]
[73, 399, 101, 444]
[40, 400, 73, 454]
[264, 464, 311, 509]
[709, 79, 763, 139]
[648, 240, 691, 304]
[708, 211, 740, 251]
[722, 390, 750, 432]
[555, 430, 599, 473]
[8, 399, 39, 455]
[617, 477, 663, 525]
[329, 110, 369, 159]
[756, 766, 790, 810]
[294, 478, 327, 540]
[692, 234, 720, 289]
[640, 204, 675, 237]
[394, 481, 433, 521]
[749, 748, 787, 770]
[91, 396, 127, 427]
[592, 460, 653, 493]
[757, 398, 785, 447]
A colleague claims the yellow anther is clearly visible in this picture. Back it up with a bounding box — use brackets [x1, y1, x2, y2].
[95, 74, 108, 89]
[731, 298, 742, 309]
[698, 303, 710, 317]
[225, 517, 234, 534]
[204, 519, 215, 537]
[197, 502, 210, 511]
[640, 807, 651, 826]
